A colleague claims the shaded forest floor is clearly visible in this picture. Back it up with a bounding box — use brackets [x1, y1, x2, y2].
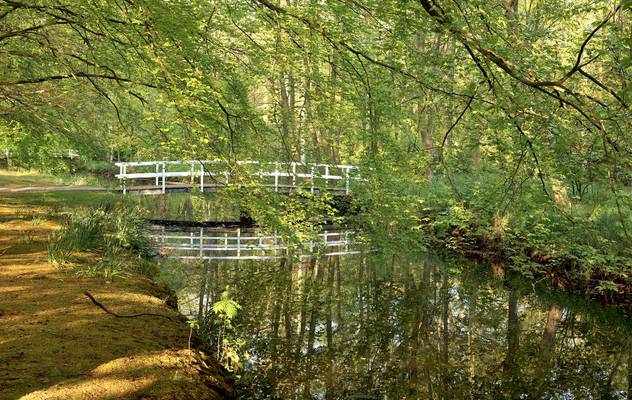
[0, 192, 234, 400]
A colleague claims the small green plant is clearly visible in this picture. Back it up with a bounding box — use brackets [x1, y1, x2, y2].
[47, 233, 73, 265]
[75, 255, 129, 282]
[45, 202, 153, 276]
[595, 280, 620, 294]
[107, 205, 151, 256]
[198, 288, 244, 371]
[46, 208, 107, 264]
[187, 319, 199, 350]
[132, 256, 159, 276]
[30, 215, 47, 225]
[17, 229, 36, 244]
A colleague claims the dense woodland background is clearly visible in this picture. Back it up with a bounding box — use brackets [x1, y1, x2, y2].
[1, 0, 632, 294]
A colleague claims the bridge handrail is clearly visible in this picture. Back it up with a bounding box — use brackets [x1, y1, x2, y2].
[150, 228, 362, 260]
[115, 159, 362, 194]
[114, 160, 360, 169]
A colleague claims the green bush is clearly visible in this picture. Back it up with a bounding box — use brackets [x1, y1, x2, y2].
[47, 233, 74, 265]
[47, 209, 106, 264]
[46, 202, 154, 279]
[75, 253, 129, 281]
[107, 204, 152, 256]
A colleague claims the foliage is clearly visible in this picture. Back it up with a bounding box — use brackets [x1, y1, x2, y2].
[75, 252, 130, 282]
[240, 189, 340, 250]
[46, 200, 154, 282]
[0, 121, 74, 173]
[199, 288, 244, 372]
[4, 0, 632, 296]
[47, 208, 106, 264]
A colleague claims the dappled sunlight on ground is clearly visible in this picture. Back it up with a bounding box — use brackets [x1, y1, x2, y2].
[21, 376, 156, 400]
[0, 284, 31, 293]
[20, 349, 231, 400]
[0, 194, 234, 399]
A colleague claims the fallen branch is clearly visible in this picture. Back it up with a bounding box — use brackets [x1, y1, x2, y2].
[84, 291, 174, 321]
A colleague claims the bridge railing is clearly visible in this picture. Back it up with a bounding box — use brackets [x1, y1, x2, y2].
[115, 160, 361, 194]
[149, 227, 363, 260]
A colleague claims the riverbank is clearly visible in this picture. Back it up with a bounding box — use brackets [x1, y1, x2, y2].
[0, 192, 235, 399]
[423, 217, 632, 310]
[348, 176, 632, 311]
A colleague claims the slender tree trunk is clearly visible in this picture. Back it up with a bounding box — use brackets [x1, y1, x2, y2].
[440, 264, 450, 399]
[283, 259, 293, 341]
[303, 259, 323, 398]
[531, 304, 562, 398]
[503, 287, 521, 397]
[467, 285, 478, 400]
[627, 338, 632, 400]
[197, 260, 209, 320]
[325, 257, 335, 400]
[329, 54, 340, 163]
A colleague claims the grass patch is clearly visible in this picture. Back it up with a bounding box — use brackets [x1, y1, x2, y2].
[0, 168, 113, 188]
[1, 191, 117, 210]
[37, 194, 157, 282]
[0, 169, 61, 188]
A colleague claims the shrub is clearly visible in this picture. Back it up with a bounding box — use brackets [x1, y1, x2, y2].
[46, 202, 153, 278]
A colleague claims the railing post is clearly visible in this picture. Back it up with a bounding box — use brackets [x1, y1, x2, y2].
[162, 162, 166, 194]
[292, 163, 296, 190]
[121, 164, 127, 195]
[224, 171, 229, 186]
[200, 162, 204, 192]
[273, 231, 277, 257]
[237, 228, 241, 257]
[274, 162, 279, 192]
[325, 165, 329, 190]
[190, 162, 195, 190]
[155, 163, 159, 186]
[310, 165, 315, 194]
[345, 167, 350, 194]
[199, 227, 203, 257]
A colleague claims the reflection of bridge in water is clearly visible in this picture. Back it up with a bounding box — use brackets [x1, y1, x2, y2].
[149, 227, 365, 260]
[116, 160, 362, 195]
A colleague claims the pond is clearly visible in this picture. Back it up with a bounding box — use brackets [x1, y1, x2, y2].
[155, 226, 632, 399]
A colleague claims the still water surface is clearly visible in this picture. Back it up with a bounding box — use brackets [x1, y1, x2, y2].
[157, 228, 632, 400]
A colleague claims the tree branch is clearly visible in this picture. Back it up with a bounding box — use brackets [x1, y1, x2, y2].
[0, 72, 157, 88]
[418, 0, 621, 90]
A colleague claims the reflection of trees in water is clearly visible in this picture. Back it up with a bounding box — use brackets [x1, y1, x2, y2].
[176, 254, 632, 399]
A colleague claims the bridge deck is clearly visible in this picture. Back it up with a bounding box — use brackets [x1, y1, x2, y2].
[116, 183, 349, 195]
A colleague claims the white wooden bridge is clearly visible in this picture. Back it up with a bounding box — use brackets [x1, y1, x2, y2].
[115, 160, 361, 195]
[150, 227, 364, 260]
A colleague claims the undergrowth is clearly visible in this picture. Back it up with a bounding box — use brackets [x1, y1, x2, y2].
[351, 171, 632, 305]
[47, 200, 154, 281]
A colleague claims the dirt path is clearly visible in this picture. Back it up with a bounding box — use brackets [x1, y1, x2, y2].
[0, 200, 234, 399]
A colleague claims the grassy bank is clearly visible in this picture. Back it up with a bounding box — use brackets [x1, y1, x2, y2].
[0, 191, 234, 399]
[0, 169, 110, 189]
